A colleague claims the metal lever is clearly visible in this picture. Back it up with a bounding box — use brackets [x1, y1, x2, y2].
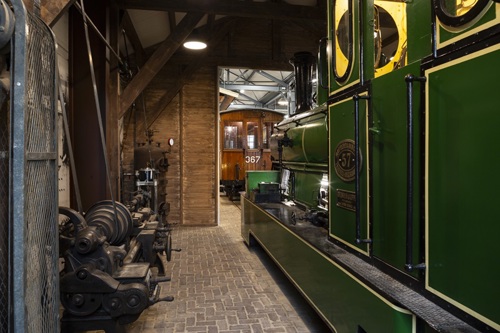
[149, 295, 174, 306]
[353, 94, 372, 245]
[158, 296, 174, 302]
[150, 276, 171, 283]
[404, 74, 426, 272]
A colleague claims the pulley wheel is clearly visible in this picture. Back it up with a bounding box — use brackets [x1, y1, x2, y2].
[166, 232, 172, 262]
[61, 292, 103, 317]
[59, 207, 88, 236]
[85, 200, 133, 245]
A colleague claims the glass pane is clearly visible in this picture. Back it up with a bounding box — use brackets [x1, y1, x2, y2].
[334, 1, 351, 79]
[247, 122, 259, 149]
[374, 2, 407, 77]
[262, 122, 277, 149]
[224, 121, 243, 149]
[443, 0, 478, 17]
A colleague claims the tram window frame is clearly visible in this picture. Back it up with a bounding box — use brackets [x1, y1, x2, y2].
[434, 0, 491, 29]
[373, 1, 408, 77]
[333, 0, 354, 84]
[246, 121, 260, 150]
[223, 121, 243, 150]
[262, 121, 278, 150]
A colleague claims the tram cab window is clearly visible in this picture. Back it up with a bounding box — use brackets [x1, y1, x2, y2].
[374, 2, 407, 77]
[443, 0, 479, 17]
[333, 0, 353, 83]
[223, 121, 243, 149]
[262, 122, 277, 149]
[435, 0, 489, 29]
[246, 122, 259, 149]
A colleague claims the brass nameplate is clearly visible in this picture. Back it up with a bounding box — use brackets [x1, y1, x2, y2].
[336, 189, 356, 212]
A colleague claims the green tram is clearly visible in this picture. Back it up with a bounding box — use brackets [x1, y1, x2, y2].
[241, 1, 500, 332]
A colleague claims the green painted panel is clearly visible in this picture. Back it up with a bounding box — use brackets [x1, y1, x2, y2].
[329, 98, 368, 250]
[406, 1, 432, 63]
[302, 118, 328, 163]
[427, 46, 500, 328]
[371, 62, 421, 278]
[245, 171, 280, 193]
[438, 5, 497, 45]
[242, 198, 416, 332]
[294, 171, 323, 208]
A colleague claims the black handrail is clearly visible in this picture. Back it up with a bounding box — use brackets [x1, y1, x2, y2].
[318, 37, 329, 90]
[353, 94, 371, 245]
[404, 74, 426, 272]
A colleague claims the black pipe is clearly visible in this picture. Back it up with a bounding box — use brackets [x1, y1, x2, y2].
[404, 74, 426, 271]
[290, 52, 316, 114]
[359, 0, 364, 84]
[353, 94, 371, 244]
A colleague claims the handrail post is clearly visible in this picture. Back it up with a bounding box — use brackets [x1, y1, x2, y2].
[404, 74, 426, 272]
[353, 94, 371, 245]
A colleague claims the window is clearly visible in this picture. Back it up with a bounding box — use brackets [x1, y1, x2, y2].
[435, 0, 490, 29]
[333, 0, 353, 83]
[246, 122, 259, 149]
[374, 2, 407, 77]
[262, 122, 277, 149]
[223, 121, 243, 149]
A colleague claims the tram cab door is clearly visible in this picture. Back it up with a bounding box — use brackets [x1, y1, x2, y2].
[244, 119, 264, 172]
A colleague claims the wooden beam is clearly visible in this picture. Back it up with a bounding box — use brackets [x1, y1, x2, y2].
[169, 54, 294, 71]
[120, 11, 145, 66]
[219, 95, 234, 111]
[35, 0, 75, 26]
[168, 11, 176, 33]
[119, 11, 205, 118]
[45, 0, 75, 25]
[137, 19, 237, 133]
[289, 19, 327, 40]
[116, 0, 324, 22]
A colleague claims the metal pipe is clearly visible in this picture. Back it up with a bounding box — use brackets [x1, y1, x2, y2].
[79, 0, 120, 230]
[359, 0, 364, 84]
[74, 1, 124, 67]
[404, 74, 426, 271]
[58, 70, 83, 213]
[353, 94, 371, 244]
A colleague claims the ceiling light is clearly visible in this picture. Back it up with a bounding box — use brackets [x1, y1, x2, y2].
[183, 30, 207, 50]
[183, 40, 207, 50]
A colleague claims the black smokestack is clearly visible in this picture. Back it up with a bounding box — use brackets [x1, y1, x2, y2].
[290, 51, 315, 115]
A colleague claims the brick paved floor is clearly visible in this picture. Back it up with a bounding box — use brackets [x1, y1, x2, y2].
[105, 195, 330, 333]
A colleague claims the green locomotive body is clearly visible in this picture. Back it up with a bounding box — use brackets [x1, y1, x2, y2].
[242, 1, 500, 332]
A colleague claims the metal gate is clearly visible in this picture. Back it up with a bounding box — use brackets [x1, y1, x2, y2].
[0, 1, 59, 332]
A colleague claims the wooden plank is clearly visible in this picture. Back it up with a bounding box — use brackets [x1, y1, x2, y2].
[116, 0, 324, 22]
[119, 11, 205, 117]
